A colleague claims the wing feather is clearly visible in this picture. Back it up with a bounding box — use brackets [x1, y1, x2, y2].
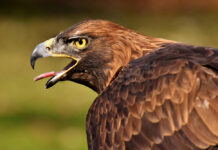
[86, 44, 218, 150]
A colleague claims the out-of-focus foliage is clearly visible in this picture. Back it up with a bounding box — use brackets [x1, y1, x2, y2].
[0, 1, 218, 150]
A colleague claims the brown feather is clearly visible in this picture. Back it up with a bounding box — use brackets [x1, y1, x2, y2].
[86, 42, 218, 150]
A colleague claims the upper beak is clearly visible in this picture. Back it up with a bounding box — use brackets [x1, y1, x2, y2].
[31, 42, 51, 69]
[30, 38, 55, 69]
[30, 38, 72, 69]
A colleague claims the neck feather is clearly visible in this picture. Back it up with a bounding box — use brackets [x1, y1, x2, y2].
[94, 33, 176, 93]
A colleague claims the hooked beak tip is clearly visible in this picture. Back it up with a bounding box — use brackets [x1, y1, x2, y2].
[30, 41, 52, 70]
[30, 56, 36, 70]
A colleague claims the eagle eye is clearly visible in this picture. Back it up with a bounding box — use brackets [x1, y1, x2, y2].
[73, 38, 88, 49]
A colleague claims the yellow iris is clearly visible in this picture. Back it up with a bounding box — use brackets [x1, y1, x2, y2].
[74, 38, 87, 49]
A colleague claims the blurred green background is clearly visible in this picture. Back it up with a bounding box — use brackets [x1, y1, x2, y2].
[0, 0, 218, 150]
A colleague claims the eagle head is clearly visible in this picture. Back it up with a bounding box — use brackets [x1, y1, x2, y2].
[30, 20, 165, 93]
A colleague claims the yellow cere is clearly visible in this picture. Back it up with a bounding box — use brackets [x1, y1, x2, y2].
[74, 38, 87, 49]
[45, 38, 55, 48]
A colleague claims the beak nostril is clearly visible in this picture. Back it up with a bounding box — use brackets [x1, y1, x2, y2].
[46, 47, 51, 50]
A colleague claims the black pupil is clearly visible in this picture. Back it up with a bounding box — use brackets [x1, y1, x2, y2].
[79, 39, 83, 45]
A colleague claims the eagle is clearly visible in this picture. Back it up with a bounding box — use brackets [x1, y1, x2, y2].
[30, 20, 218, 150]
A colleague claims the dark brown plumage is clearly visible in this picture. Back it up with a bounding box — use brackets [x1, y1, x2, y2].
[30, 20, 218, 150]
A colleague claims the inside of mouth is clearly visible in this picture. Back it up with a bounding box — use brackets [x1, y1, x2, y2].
[34, 59, 77, 81]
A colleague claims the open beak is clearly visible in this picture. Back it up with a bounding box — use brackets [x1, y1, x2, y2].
[30, 38, 78, 88]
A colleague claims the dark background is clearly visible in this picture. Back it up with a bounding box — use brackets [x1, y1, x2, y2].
[0, 0, 218, 150]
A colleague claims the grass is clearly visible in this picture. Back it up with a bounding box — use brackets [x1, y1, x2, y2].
[0, 12, 218, 150]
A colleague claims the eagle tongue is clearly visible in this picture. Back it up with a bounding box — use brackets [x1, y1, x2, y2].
[34, 71, 60, 81]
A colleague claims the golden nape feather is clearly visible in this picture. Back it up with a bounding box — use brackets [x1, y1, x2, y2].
[30, 20, 218, 150]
